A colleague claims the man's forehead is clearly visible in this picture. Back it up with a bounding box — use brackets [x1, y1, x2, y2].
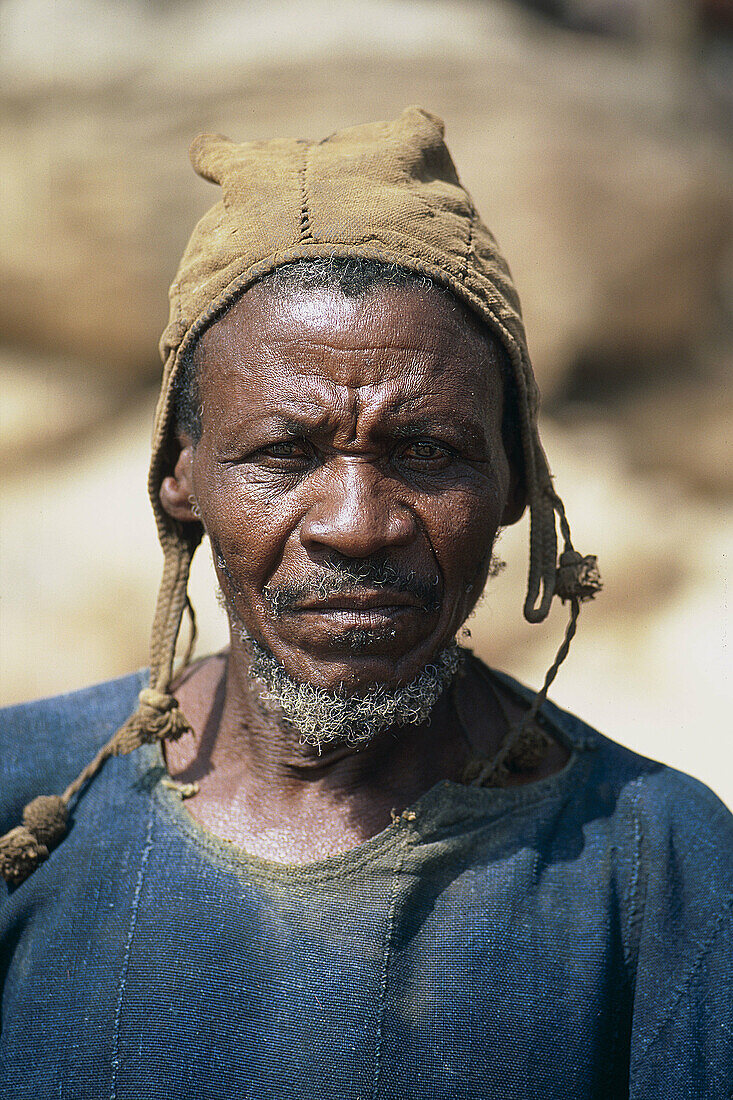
[195, 279, 502, 388]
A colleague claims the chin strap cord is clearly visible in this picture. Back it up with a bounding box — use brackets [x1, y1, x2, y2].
[463, 597, 580, 787]
[464, 487, 601, 789]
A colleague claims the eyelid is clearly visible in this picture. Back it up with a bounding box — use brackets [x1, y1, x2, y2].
[258, 438, 312, 461]
[399, 437, 455, 455]
[217, 438, 313, 468]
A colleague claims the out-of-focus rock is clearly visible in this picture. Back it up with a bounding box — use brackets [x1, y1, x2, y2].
[0, 0, 730, 395]
[617, 374, 733, 495]
[0, 348, 115, 471]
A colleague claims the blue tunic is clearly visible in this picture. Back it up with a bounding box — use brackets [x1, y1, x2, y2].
[1, 669, 731, 1098]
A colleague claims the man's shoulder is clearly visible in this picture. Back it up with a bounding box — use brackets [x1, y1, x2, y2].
[529, 697, 733, 1075]
[493, 666, 733, 860]
[593, 732, 733, 882]
[525, 678, 733, 902]
[0, 671, 146, 831]
[565, 692, 726, 801]
[0, 670, 146, 750]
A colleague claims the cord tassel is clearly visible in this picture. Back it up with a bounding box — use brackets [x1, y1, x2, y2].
[555, 549, 602, 603]
[0, 690, 192, 886]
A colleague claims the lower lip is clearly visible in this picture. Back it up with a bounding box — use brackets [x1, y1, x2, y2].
[289, 606, 418, 628]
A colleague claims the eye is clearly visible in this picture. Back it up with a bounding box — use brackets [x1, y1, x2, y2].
[256, 440, 312, 468]
[398, 440, 453, 469]
[267, 442, 300, 457]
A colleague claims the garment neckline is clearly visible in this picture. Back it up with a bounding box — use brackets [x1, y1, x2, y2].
[143, 665, 596, 883]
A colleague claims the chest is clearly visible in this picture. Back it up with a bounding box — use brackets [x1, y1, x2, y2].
[0, 789, 634, 1100]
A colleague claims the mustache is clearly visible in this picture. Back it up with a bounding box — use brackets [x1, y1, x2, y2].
[263, 557, 441, 616]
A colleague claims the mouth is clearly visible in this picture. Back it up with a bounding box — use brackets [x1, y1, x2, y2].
[284, 591, 426, 629]
[292, 590, 422, 612]
[260, 565, 442, 657]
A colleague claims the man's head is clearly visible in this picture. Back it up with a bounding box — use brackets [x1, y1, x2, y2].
[159, 261, 525, 738]
[145, 105, 596, 736]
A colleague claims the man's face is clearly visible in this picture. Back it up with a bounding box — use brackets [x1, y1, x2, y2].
[171, 281, 522, 692]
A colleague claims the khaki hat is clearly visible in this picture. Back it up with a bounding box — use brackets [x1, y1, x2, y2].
[0, 106, 600, 886]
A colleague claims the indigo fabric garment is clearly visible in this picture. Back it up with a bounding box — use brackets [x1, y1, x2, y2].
[1, 670, 732, 1099]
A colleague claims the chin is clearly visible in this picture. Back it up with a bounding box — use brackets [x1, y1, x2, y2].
[242, 619, 453, 693]
[242, 631, 464, 751]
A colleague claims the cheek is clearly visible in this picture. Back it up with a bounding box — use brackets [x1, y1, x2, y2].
[426, 477, 507, 613]
[430, 490, 501, 579]
[431, 456, 509, 553]
[193, 465, 303, 594]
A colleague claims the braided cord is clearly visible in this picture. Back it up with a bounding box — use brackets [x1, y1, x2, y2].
[468, 597, 580, 788]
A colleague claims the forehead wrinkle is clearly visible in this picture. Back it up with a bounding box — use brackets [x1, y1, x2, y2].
[263, 334, 448, 359]
[205, 358, 354, 417]
[386, 373, 501, 422]
[261, 338, 433, 393]
[265, 381, 358, 437]
[261, 329, 476, 382]
[202, 305, 492, 396]
[274, 360, 413, 407]
[259, 382, 451, 445]
[258, 366, 497, 447]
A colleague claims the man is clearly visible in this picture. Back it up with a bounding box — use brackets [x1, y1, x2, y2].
[1, 107, 731, 1097]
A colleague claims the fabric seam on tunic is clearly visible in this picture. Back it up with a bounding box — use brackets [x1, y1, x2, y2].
[634, 892, 733, 1066]
[110, 802, 154, 1099]
[371, 818, 414, 1100]
[622, 780, 644, 978]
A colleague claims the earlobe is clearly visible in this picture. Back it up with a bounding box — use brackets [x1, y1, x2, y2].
[501, 465, 527, 527]
[159, 443, 200, 523]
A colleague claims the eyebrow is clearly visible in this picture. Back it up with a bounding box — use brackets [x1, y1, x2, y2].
[268, 411, 340, 434]
[266, 410, 489, 452]
[391, 416, 487, 448]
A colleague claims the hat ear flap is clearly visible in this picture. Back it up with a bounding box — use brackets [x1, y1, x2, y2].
[189, 133, 238, 185]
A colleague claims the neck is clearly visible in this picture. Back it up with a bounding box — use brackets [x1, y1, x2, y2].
[221, 643, 464, 795]
[166, 643, 509, 862]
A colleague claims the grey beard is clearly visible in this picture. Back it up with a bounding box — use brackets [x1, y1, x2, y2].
[239, 628, 463, 752]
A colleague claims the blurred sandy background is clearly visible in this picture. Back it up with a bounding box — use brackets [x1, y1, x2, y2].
[1, 0, 731, 805]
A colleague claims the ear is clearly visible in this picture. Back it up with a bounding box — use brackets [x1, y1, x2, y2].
[500, 461, 527, 527]
[159, 440, 199, 523]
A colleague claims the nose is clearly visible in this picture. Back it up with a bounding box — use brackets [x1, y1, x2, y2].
[299, 459, 417, 559]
